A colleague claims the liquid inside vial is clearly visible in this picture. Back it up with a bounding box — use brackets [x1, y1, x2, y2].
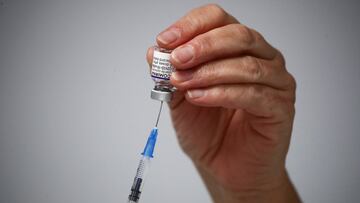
[151, 46, 174, 93]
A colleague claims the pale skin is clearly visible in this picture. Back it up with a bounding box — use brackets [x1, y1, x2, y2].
[147, 4, 301, 203]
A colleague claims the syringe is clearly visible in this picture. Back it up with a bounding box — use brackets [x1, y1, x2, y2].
[127, 101, 163, 203]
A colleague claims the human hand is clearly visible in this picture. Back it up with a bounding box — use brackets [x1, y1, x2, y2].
[147, 4, 300, 203]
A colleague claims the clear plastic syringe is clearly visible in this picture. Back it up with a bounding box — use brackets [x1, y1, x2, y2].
[127, 101, 163, 203]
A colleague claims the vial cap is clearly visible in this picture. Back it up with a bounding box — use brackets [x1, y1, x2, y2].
[151, 88, 173, 102]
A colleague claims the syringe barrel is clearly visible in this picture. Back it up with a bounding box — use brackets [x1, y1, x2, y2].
[128, 128, 158, 202]
[128, 156, 151, 203]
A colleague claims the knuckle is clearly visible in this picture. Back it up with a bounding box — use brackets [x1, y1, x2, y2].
[271, 53, 286, 73]
[278, 70, 296, 93]
[232, 24, 255, 47]
[183, 14, 202, 32]
[204, 4, 228, 21]
[251, 59, 264, 81]
[191, 35, 212, 58]
[194, 64, 210, 80]
[197, 63, 221, 84]
[251, 29, 265, 44]
[185, 4, 227, 33]
[244, 57, 264, 81]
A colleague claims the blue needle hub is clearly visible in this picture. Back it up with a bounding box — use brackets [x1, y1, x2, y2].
[141, 127, 158, 158]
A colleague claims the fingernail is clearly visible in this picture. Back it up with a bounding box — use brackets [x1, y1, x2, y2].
[172, 71, 193, 82]
[187, 89, 205, 99]
[172, 45, 194, 64]
[157, 28, 180, 45]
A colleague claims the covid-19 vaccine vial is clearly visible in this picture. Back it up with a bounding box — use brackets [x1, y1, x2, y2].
[150, 46, 175, 102]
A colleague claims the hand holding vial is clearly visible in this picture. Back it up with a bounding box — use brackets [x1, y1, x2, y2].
[146, 4, 300, 203]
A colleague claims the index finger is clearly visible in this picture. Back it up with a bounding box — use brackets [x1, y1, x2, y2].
[156, 4, 238, 49]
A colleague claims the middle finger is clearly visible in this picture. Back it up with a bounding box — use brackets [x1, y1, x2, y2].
[171, 55, 294, 91]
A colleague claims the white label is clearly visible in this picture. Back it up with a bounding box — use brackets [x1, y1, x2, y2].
[151, 50, 173, 80]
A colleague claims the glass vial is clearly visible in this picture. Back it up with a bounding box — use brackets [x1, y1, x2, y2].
[150, 46, 175, 102]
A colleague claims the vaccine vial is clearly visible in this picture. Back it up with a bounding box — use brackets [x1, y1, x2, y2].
[150, 46, 175, 102]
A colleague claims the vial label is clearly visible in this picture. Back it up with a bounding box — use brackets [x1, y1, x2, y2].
[151, 50, 173, 81]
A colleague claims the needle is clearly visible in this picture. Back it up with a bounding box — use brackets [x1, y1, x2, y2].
[155, 101, 163, 127]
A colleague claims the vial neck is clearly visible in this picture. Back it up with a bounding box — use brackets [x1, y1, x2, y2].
[154, 82, 173, 92]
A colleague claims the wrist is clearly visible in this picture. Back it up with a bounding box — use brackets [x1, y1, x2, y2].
[196, 165, 301, 203]
[232, 172, 301, 203]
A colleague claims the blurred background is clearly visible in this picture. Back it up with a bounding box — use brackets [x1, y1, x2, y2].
[0, 0, 359, 202]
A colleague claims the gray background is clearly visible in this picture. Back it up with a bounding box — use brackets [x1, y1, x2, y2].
[0, 0, 359, 202]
